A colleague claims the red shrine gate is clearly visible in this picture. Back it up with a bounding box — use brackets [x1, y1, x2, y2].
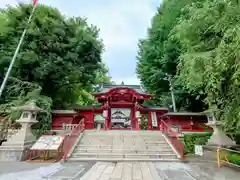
[94, 86, 151, 130]
[51, 84, 168, 131]
[51, 84, 211, 132]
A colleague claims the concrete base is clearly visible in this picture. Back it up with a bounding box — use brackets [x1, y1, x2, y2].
[0, 143, 33, 161]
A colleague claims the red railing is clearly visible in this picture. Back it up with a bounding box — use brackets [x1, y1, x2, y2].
[62, 118, 85, 161]
[160, 120, 184, 160]
[181, 124, 213, 132]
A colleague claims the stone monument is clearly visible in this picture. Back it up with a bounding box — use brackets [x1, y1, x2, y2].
[0, 101, 42, 161]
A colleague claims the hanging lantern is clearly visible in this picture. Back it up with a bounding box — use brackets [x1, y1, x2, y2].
[135, 111, 141, 118]
[102, 110, 108, 118]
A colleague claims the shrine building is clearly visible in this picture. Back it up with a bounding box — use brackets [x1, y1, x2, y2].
[51, 83, 212, 134]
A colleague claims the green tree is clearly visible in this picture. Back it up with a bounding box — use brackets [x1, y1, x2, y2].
[0, 3, 106, 109]
[173, 0, 240, 135]
[137, 0, 205, 111]
[0, 3, 109, 135]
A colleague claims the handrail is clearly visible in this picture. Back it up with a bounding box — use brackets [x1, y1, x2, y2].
[62, 118, 85, 161]
[217, 147, 240, 168]
[160, 120, 184, 160]
[62, 124, 78, 131]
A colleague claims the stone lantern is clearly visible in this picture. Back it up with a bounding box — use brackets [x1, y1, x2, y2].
[0, 101, 42, 161]
[206, 112, 235, 147]
[94, 114, 105, 131]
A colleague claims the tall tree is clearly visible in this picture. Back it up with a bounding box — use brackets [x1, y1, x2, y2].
[137, 0, 205, 111]
[0, 3, 107, 109]
[0, 3, 110, 135]
[138, 0, 240, 139]
[173, 0, 240, 135]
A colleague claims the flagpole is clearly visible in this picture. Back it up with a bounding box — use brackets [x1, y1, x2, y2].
[0, 4, 37, 98]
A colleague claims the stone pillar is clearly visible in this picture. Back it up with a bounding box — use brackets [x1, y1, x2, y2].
[0, 101, 42, 161]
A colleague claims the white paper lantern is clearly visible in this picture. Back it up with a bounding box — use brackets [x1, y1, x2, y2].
[102, 110, 108, 118]
[135, 111, 141, 118]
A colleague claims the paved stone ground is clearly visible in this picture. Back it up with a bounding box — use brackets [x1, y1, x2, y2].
[0, 161, 239, 180]
[155, 162, 240, 180]
[0, 162, 94, 180]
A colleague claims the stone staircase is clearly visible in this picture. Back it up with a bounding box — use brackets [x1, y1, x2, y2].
[68, 130, 179, 161]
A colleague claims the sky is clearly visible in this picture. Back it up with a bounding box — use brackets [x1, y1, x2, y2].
[0, 0, 161, 85]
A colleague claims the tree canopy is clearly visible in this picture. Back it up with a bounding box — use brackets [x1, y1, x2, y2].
[137, 0, 240, 137]
[137, 0, 206, 112]
[0, 3, 110, 134]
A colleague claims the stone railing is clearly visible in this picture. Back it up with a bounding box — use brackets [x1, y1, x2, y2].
[62, 124, 78, 131]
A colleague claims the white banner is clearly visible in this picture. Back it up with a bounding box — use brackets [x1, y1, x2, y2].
[151, 112, 158, 127]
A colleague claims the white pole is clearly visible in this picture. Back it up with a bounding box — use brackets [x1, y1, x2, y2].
[165, 74, 177, 112]
[0, 5, 37, 98]
[169, 79, 177, 112]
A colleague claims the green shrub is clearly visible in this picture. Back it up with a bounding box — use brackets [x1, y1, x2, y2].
[183, 133, 212, 154]
[140, 115, 148, 130]
[226, 152, 240, 166]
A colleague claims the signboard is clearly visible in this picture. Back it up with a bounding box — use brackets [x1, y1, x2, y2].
[31, 135, 64, 150]
[194, 145, 203, 156]
[151, 112, 158, 127]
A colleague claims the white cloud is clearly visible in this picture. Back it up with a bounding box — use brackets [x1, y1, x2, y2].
[0, 0, 159, 85]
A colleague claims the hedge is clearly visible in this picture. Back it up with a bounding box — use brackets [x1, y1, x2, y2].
[183, 132, 212, 154]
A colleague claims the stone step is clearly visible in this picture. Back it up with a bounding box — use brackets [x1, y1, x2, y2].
[79, 141, 167, 144]
[84, 133, 163, 137]
[80, 137, 166, 140]
[71, 152, 175, 158]
[84, 134, 164, 136]
[82, 137, 165, 140]
[69, 130, 178, 162]
[76, 142, 169, 150]
[74, 148, 173, 153]
[85, 130, 162, 134]
[83, 134, 163, 136]
[68, 157, 180, 162]
[78, 144, 169, 147]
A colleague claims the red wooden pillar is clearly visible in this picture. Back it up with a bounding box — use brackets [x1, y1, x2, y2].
[103, 101, 111, 130]
[131, 107, 136, 129]
[148, 111, 152, 130]
[108, 107, 111, 130]
[103, 109, 110, 130]
[156, 112, 161, 130]
[104, 115, 108, 130]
